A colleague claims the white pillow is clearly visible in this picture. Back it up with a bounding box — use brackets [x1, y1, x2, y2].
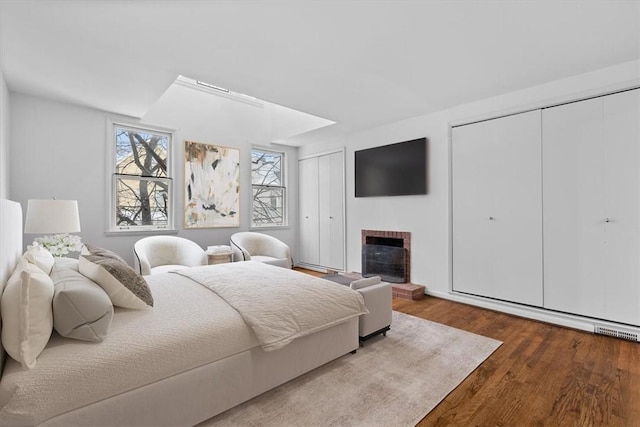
[1, 257, 54, 369]
[53, 257, 79, 272]
[50, 263, 114, 342]
[23, 242, 55, 275]
[79, 245, 153, 309]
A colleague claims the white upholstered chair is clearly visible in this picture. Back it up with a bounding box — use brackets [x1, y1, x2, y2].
[133, 236, 208, 275]
[350, 276, 392, 340]
[230, 232, 292, 269]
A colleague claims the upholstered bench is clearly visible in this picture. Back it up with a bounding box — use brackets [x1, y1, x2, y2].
[350, 276, 392, 341]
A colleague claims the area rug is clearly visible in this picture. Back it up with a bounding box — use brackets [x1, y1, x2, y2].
[200, 311, 502, 426]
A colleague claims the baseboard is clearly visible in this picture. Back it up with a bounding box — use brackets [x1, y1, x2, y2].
[426, 289, 640, 336]
[294, 263, 332, 274]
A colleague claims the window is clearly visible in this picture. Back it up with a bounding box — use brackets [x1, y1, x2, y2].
[111, 123, 173, 231]
[251, 148, 286, 227]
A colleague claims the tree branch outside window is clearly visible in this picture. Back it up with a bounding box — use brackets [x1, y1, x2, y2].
[112, 125, 172, 231]
[251, 149, 286, 227]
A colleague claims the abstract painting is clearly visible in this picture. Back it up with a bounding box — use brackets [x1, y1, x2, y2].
[184, 141, 240, 228]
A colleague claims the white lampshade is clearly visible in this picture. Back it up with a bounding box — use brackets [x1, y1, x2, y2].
[24, 199, 81, 234]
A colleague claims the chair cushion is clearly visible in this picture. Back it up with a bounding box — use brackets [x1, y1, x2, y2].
[149, 264, 190, 275]
[251, 256, 290, 269]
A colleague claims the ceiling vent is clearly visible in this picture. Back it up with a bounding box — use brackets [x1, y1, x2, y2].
[196, 81, 229, 93]
[175, 76, 264, 108]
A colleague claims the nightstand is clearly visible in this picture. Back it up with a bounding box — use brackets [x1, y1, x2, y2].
[206, 245, 233, 265]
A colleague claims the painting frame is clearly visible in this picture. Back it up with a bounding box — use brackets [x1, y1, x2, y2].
[184, 140, 240, 229]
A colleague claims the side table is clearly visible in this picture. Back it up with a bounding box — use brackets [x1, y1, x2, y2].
[206, 245, 233, 265]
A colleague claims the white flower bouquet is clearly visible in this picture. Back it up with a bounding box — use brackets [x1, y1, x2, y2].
[34, 233, 83, 257]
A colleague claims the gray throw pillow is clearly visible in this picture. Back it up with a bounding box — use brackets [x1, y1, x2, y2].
[82, 244, 127, 263]
[79, 245, 154, 309]
[50, 264, 114, 342]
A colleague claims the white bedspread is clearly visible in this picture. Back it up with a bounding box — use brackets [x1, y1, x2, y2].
[175, 262, 368, 351]
[0, 272, 258, 426]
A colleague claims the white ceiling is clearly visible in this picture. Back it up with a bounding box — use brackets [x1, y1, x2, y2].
[1, 1, 639, 145]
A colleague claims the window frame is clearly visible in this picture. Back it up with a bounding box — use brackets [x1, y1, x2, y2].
[107, 121, 176, 234]
[250, 147, 288, 229]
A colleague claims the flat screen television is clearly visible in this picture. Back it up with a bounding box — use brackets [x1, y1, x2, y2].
[355, 137, 427, 197]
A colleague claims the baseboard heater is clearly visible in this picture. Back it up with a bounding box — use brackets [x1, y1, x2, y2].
[594, 325, 639, 342]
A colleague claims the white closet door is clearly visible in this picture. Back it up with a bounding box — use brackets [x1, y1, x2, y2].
[452, 123, 497, 299]
[318, 152, 344, 270]
[452, 110, 543, 306]
[602, 89, 640, 325]
[542, 97, 606, 318]
[298, 157, 319, 265]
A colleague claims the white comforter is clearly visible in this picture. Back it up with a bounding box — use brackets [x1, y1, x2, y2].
[0, 272, 258, 425]
[175, 262, 368, 351]
[0, 264, 365, 425]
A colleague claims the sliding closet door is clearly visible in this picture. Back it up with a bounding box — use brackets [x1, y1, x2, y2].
[452, 110, 543, 306]
[542, 97, 605, 318]
[602, 89, 640, 324]
[543, 89, 640, 325]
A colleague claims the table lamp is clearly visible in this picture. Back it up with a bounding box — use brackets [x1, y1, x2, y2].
[24, 199, 82, 257]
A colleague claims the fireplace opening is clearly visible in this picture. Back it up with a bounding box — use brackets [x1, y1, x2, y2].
[361, 231, 410, 284]
[365, 236, 404, 247]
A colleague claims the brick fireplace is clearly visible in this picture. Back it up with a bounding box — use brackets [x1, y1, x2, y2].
[361, 230, 424, 300]
[361, 230, 411, 283]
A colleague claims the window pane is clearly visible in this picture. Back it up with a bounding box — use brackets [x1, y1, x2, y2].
[251, 150, 282, 186]
[115, 177, 169, 227]
[252, 186, 284, 226]
[115, 127, 168, 178]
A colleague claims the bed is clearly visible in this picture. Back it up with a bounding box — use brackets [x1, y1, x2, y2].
[0, 199, 366, 426]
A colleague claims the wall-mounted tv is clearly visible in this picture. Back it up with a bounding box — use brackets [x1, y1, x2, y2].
[355, 137, 427, 197]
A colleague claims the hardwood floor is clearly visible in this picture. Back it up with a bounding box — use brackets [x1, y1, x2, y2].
[295, 269, 640, 426]
[394, 297, 640, 427]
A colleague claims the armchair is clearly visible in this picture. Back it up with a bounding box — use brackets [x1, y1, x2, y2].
[133, 236, 208, 275]
[230, 232, 292, 269]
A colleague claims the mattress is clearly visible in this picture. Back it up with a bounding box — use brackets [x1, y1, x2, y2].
[0, 271, 259, 425]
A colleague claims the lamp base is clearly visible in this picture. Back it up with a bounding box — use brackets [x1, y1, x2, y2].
[33, 233, 83, 257]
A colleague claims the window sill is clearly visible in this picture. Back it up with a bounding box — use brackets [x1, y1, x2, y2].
[249, 225, 290, 231]
[104, 229, 179, 237]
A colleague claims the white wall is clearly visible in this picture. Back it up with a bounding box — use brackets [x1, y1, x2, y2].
[0, 70, 10, 199]
[10, 85, 299, 264]
[298, 60, 640, 296]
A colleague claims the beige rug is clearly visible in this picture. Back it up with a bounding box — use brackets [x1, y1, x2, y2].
[202, 311, 501, 426]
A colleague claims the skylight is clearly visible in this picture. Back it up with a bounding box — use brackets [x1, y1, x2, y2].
[172, 75, 336, 144]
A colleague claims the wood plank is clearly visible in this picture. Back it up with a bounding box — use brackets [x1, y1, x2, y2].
[296, 268, 640, 425]
[394, 297, 640, 426]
